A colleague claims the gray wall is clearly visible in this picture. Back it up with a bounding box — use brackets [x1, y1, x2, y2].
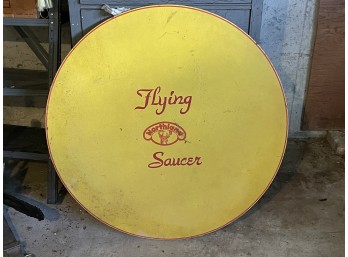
[259, 0, 321, 137]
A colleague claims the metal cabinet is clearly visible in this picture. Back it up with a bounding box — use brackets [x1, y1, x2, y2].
[68, 0, 263, 46]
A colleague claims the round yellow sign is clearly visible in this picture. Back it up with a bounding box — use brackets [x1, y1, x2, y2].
[46, 5, 288, 239]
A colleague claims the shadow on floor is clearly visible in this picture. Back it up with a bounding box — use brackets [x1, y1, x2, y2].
[3, 160, 60, 221]
[232, 139, 307, 223]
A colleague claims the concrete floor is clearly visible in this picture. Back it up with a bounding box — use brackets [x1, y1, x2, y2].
[3, 139, 344, 257]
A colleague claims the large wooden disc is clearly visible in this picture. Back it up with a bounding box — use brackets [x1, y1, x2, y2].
[46, 5, 288, 239]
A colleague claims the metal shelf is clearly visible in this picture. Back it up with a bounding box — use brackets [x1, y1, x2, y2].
[3, 151, 49, 161]
[3, 88, 49, 96]
[3, 68, 49, 96]
[4, 125, 49, 162]
[3, 18, 49, 27]
[3, 1, 60, 204]
[3, 0, 61, 203]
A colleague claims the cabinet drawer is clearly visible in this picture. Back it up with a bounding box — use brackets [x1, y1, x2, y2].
[80, 0, 252, 5]
[80, 7, 250, 38]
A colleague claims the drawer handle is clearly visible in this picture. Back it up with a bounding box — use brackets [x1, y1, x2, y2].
[101, 4, 129, 16]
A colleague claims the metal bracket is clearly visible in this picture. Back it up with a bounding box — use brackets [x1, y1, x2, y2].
[13, 26, 49, 70]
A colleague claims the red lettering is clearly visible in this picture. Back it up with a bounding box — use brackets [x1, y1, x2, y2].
[135, 86, 192, 115]
[180, 158, 187, 165]
[148, 151, 164, 168]
[195, 157, 202, 165]
[135, 89, 153, 110]
[164, 158, 172, 166]
[187, 158, 194, 165]
[148, 152, 202, 169]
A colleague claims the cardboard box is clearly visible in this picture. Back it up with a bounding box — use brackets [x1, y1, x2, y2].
[3, 0, 38, 18]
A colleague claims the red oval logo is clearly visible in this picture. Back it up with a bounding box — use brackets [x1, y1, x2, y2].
[143, 122, 187, 146]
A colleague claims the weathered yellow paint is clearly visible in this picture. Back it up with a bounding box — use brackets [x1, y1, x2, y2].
[46, 5, 288, 239]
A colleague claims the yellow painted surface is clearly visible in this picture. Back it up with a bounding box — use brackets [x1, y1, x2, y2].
[46, 6, 288, 239]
